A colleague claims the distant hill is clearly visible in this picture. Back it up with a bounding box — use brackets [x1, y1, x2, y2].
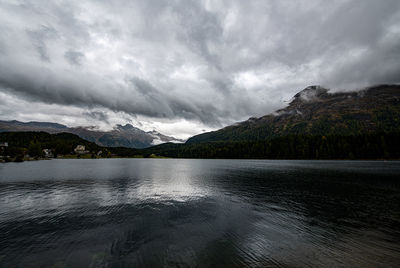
[0, 120, 184, 148]
[0, 131, 102, 157]
[0, 131, 142, 159]
[187, 84, 400, 144]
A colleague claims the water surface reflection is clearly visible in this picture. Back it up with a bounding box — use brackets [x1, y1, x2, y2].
[0, 159, 399, 267]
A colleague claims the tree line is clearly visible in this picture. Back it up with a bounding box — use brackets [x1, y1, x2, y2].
[1, 131, 399, 160]
[141, 132, 400, 159]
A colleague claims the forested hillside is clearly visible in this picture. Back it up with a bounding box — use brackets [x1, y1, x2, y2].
[187, 85, 400, 144]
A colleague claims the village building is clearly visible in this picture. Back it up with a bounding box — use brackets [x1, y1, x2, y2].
[43, 149, 54, 158]
[74, 145, 89, 154]
[0, 142, 8, 155]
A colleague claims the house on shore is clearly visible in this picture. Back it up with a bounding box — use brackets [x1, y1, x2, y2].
[0, 142, 8, 155]
[43, 149, 54, 158]
[0, 142, 8, 148]
[74, 145, 89, 155]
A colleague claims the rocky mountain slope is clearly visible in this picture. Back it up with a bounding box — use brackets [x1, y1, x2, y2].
[187, 84, 400, 144]
[0, 120, 184, 148]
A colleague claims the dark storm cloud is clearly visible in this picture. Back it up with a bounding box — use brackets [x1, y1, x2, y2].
[64, 50, 85, 65]
[83, 110, 109, 123]
[0, 0, 399, 131]
[26, 25, 59, 62]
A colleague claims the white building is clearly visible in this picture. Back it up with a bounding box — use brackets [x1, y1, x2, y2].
[0, 142, 8, 155]
[74, 145, 89, 154]
[0, 142, 8, 147]
[43, 149, 54, 158]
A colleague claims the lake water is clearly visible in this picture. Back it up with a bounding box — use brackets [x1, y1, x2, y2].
[0, 159, 400, 267]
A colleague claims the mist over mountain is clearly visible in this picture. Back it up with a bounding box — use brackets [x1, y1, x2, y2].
[187, 84, 400, 144]
[0, 120, 184, 148]
[1, 84, 400, 160]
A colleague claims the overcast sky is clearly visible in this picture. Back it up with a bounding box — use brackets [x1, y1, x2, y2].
[0, 0, 399, 139]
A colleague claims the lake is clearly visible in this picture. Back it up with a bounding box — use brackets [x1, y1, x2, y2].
[0, 159, 400, 267]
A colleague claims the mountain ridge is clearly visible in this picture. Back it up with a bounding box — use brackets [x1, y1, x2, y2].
[0, 120, 184, 148]
[187, 84, 400, 144]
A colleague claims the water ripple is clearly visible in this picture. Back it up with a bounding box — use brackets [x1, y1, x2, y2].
[0, 159, 399, 267]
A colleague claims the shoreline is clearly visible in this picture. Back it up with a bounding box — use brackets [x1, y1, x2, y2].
[2, 156, 399, 163]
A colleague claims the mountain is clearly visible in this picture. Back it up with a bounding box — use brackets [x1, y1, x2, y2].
[0, 120, 184, 148]
[0, 120, 67, 133]
[69, 124, 184, 148]
[187, 84, 400, 144]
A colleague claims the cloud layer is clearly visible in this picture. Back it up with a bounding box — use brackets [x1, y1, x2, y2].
[0, 0, 399, 137]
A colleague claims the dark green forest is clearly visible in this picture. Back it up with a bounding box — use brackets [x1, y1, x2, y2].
[0, 132, 103, 159]
[1, 131, 399, 161]
[141, 133, 400, 159]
